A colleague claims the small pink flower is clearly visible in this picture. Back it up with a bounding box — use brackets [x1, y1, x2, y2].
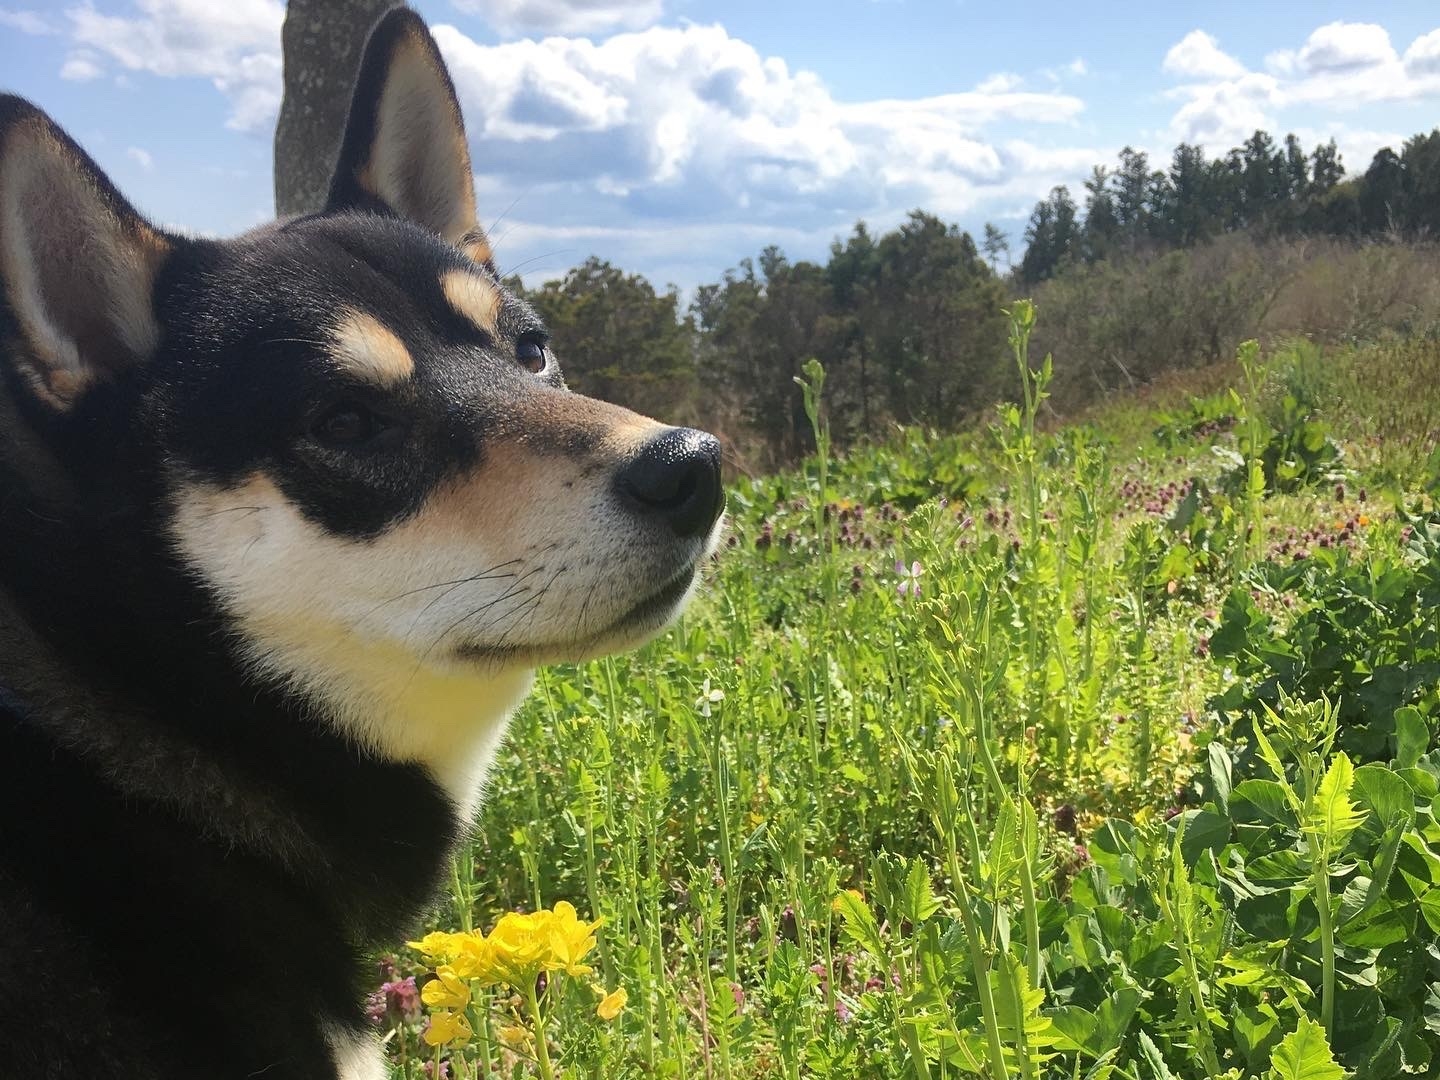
[895, 560, 923, 598]
[382, 977, 421, 1025]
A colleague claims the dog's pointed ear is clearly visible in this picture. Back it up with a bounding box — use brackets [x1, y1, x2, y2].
[0, 95, 172, 410]
[326, 9, 489, 261]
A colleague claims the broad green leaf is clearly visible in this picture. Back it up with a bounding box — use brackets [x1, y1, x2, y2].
[983, 799, 1022, 894]
[839, 763, 867, 784]
[900, 856, 942, 926]
[1092, 905, 1135, 956]
[1234, 1002, 1282, 1063]
[1047, 1005, 1097, 1054]
[832, 890, 887, 961]
[1089, 819, 1139, 885]
[1418, 888, 1440, 934]
[1268, 1015, 1345, 1080]
[1231, 780, 1299, 830]
[1395, 706, 1430, 769]
[1352, 764, 1414, 829]
[1336, 877, 1410, 948]
[1209, 741, 1233, 806]
[1092, 988, 1141, 1054]
[1234, 888, 1300, 941]
[936, 1027, 988, 1073]
[1176, 808, 1231, 867]
[1308, 752, 1365, 851]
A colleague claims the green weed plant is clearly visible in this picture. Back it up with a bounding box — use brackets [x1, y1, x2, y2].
[373, 312, 1439, 1080]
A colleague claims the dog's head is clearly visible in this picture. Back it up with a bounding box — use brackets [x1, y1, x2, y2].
[0, 10, 723, 804]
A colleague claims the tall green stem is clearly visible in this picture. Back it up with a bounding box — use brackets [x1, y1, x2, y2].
[524, 982, 557, 1080]
[1315, 853, 1336, 1032]
[935, 757, 1010, 1080]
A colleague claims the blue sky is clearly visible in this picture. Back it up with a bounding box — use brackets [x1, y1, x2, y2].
[4, 2, 1440, 292]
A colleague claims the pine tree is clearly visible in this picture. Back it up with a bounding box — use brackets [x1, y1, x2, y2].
[1020, 199, 1056, 283]
[1310, 139, 1344, 193]
[1082, 167, 1120, 261]
[1113, 147, 1151, 243]
[982, 223, 1010, 273]
[1361, 147, 1404, 234]
[1166, 143, 1210, 246]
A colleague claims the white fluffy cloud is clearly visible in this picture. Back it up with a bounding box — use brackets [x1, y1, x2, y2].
[62, 0, 283, 130]
[432, 21, 1088, 236]
[59, 51, 104, 80]
[1164, 21, 1440, 152]
[1163, 30, 1245, 81]
[1405, 29, 1440, 76]
[44, 3, 1096, 284]
[1294, 21, 1396, 74]
[0, 7, 54, 33]
[450, 0, 662, 36]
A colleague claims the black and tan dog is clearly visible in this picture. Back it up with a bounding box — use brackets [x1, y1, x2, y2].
[0, 9, 722, 1077]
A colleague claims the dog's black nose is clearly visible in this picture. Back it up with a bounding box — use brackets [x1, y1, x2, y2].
[618, 428, 724, 538]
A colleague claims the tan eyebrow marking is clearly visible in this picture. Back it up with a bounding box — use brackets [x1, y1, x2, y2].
[440, 269, 500, 337]
[329, 310, 414, 385]
[458, 232, 493, 267]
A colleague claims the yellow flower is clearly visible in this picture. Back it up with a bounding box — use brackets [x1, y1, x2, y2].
[596, 986, 628, 1021]
[448, 933, 494, 980]
[496, 1024, 532, 1050]
[421, 965, 471, 1010]
[408, 930, 461, 961]
[543, 901, 601, 977]
[485, 910, 554, 985]
[422, 1009, 472, 1048]
[412, 903, 605, 993]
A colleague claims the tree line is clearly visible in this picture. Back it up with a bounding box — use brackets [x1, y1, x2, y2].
[1019, 128, 1440, 283]
[512, 124, 1440, 469]
[512, 214, 1005, 469]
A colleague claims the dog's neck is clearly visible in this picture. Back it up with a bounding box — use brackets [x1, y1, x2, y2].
[0, 590, 328, 874]
[0, 575, 463, 939]
[231, 615, 535, 821]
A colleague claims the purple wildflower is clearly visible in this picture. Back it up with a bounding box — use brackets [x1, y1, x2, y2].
[382, 976, 421, 1026]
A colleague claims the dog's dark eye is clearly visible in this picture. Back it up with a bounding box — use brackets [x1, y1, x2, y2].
[516, 337, 547, 374]
[312, 402, 385, 446]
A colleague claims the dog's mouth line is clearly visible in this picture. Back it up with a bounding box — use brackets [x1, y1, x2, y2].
[452, 562, 698, 663]
[614, 565, 695, 626]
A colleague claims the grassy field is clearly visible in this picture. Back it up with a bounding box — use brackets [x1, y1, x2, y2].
[374, 308, 1440, 1080]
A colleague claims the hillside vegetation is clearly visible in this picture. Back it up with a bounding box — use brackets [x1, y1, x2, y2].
[370, 311, 1440, 1079]
[510, 123, 1440, 474]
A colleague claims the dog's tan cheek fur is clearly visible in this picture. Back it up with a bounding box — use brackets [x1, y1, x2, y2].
[166, 404, 683, 810]
[167, 473, 536, 816]
[413, 400, 663, 546]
